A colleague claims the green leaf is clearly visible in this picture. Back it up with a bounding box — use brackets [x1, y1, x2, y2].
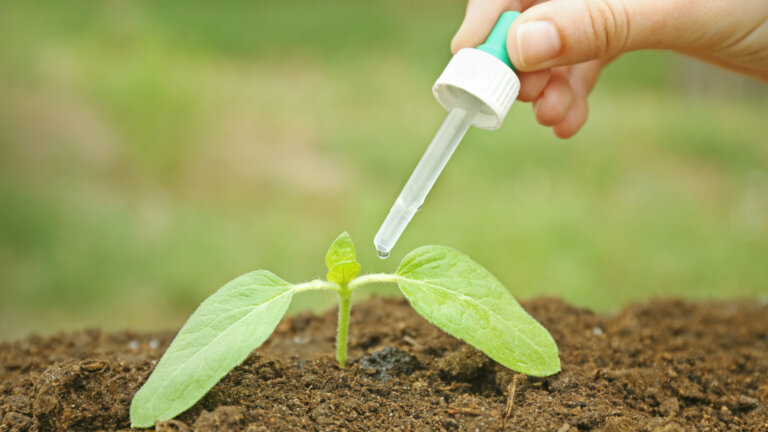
[395, 246, 560, 377]
[130, 271, 294, 428]
[325, 231, 357, 270]
[327, 260, 361, 285]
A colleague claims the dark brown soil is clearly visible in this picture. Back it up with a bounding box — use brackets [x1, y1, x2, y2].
[2, 297, 768, 432]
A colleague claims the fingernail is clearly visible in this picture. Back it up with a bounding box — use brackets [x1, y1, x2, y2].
[516, 21, 561, 67]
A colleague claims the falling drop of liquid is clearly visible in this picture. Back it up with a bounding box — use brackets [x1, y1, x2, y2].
[377, 249, 390, 260]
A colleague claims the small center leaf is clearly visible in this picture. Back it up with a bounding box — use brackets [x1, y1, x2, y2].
[327, 260, 361, 285]
[395, 245, 561, 377]
[325, 231, 357, 270]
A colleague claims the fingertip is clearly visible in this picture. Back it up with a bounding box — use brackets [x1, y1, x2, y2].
[507, 21, 526, 70]
[552, 123, 578, 139]
[450, 33, 471, 54]
[508, 16, 563, 72]
[452, 0, 512, 54]
[533, 73, 573, 127]
[508, 0, 657, 71]
[553, 94, 589, 138]
[534, 103, 557, 127]
[517, 69, 551, 102]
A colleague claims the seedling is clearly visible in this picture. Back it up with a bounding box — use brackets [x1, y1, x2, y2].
[130, 232, 560, 427]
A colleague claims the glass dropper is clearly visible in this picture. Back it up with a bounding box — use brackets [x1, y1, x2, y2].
[374, 105, 476, 259]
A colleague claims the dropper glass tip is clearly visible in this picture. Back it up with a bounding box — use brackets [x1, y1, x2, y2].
[376, 249, 390, 260]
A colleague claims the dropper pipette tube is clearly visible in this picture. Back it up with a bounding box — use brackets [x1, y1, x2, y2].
[374, 106, 475, 258]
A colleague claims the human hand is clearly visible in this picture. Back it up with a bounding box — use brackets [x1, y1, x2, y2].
[452, 0, 768, 138]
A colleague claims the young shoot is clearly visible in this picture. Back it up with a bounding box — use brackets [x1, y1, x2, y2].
[130, 232, 560, 428]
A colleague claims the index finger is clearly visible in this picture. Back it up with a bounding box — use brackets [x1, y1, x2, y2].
[451, 0, 540, 53]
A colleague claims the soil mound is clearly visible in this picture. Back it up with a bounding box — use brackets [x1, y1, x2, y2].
[1, 297, 767, 431]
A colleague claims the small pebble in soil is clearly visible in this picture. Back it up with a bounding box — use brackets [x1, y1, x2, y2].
[155, 418, 190, 432]
[757, 384, 768, 403]
[659, 397, 680, 417]
[442, 418, 459, 429]
[737, 395, 759, 410]
[602, 416, 638, 431]
[359, 346, 421, 382]
[436, 345, 490, 381]
[293, 359, 308, 370]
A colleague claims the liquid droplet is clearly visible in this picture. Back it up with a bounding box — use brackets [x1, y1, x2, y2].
[376, 249, 390, 260]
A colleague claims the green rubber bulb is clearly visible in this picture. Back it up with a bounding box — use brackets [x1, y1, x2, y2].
[476, 11, 520, 70]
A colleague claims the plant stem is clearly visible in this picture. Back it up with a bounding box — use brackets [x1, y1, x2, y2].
[347, 273, 398, 291]
[292, 279, 339, 293]
[336, 286, 352, 368]
[333, 274, 398, 367]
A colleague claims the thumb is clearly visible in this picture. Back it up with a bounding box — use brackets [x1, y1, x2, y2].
[507, 0, 701, 71]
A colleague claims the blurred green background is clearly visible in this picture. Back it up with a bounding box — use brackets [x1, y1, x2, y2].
[1, 0, 767, 340]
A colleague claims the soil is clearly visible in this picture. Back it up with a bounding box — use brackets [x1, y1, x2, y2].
[1, 297, 767, 432]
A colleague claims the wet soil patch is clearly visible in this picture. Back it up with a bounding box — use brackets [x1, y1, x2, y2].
[1, 297, 767, 431]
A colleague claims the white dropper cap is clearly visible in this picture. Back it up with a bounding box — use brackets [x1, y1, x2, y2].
[432, 47, 520, 130]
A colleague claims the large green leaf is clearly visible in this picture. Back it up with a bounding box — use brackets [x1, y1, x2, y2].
[395, 246, 560, 377]
[130, 271, 294, 427]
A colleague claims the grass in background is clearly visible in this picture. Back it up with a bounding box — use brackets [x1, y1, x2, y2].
[1, 0, 766, 340]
